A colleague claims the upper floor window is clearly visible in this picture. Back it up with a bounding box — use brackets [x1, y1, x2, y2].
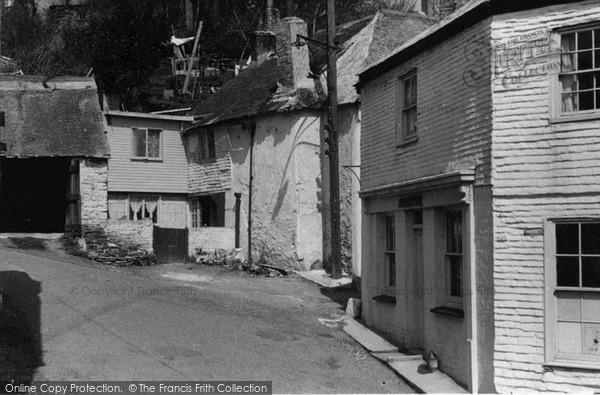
[552, 25, 600, 121]
[199, 130, 216, 161]
[397, 71, 418, 144]
[445, 210, 463, 308]
[132, 128, 161, 160]
[546, 220, 600, 367]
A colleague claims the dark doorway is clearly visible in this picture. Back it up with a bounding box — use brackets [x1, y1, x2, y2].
[153, 226, 189, 263]
[0, 158, 70, 232]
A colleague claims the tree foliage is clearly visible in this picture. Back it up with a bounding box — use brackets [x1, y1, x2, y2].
[86, 0, 173, 108]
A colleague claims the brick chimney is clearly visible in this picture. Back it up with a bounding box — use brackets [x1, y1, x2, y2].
[273, 17, 310, 89]
[251, 0, 279, 65]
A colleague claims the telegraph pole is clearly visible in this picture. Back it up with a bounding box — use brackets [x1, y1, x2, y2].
[326, 0, 342, 279]
[0, 0, 4, 58]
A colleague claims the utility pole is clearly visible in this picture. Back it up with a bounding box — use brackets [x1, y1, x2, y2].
[326, 0, 342, 279]
[0, 0, 4, 58]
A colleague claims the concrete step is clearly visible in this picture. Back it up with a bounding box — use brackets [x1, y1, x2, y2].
[342, 318, 398, 353]
[388, 360, 469, 394]
[372, 351, 423, 363]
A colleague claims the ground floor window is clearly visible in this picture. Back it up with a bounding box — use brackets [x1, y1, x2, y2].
[107, 194, 158, 223]
[190, 193, 225, 228]
[547, 220, 600, 365]
[129, 195, 158, 223]
[445, 209, 463, 307]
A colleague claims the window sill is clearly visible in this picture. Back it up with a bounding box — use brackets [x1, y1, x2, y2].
[131, 157, 163, 163]
[372, 295, 397, 304]
[550, 112, 600, 124]
[396, 136, 418, 149]
[544, 361, 600, 372]
[430, 306, 464, 318]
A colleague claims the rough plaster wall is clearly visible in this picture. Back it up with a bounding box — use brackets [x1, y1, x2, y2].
[491, 2, 600, 392]
[189, 228, 235, 255]
[80, 158, 108, 238]
[159, 195, 187, 229]
[250, 112, 322, 270]
[105, 219, 153, 252]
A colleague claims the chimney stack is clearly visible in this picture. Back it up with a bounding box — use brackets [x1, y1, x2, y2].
[274, 17, 310, 89]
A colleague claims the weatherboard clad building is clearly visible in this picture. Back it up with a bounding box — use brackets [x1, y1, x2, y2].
[357, 0, 600, 392]
[184, 10, 435, 272]
[0, 76, 110, 237]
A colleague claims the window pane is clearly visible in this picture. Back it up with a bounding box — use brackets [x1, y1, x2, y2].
[562, 93, 578, 113]
[557, 256, 580, 287]
[578, 51, 593, 70]
[582, 223, 600, 254]
[147, 129, 161, 158]
[580, 90, 595, 111]
[579, 72, 594, 90]
[597, 91, 600, 109]
[404, 77, 412, 106]
[387, 253, 396, 287]
[595, 30, 600, 48]
[562, 53, 576, 72]
[583, 324, 600, 356]
[562, 33, 576, 52]
[446, 211, 462, 254]
[557, 223, 579, 254]
[208, 131, 216, 158]
[579, 30, 593, 50]
[583, 292, 600, 322]
[385, 216, 395, 251]
[595, 50, 600, 69]
[582, 257, 600, 288]
[557, 322, 582, 354]
[405, 108, 417, 136]
[132, 128, 147, 157]
[448, 255, 462, 297]
[557, 291, 582, 321]
[411, 75, 417, 105]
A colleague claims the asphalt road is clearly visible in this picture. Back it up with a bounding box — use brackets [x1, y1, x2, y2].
[0, 241, 414, 394]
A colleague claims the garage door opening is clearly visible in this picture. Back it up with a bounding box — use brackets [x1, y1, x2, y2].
[0, 158, 71, 232]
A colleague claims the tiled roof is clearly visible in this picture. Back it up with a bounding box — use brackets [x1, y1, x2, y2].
[0, 76, 110, 158]
[190, 10, 436, 128]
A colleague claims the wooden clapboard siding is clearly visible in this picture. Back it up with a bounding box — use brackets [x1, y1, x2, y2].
[105, 113, 191, 194]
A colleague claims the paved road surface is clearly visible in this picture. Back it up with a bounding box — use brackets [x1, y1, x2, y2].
[0, 242, 414, 394]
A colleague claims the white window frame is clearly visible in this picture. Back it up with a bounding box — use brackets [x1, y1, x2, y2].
[550, 23, 600, 123]
[190, 198, 201, 229]
[544, 219, 600, 369]
[199, 129, 216, 162]
[131, 127, 162, 160]
[382, 214, 397, 295]
[444, 209, 464, 309]
[396, 70, 418, 145]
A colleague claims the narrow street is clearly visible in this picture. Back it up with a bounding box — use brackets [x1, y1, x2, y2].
[0, 240, 414, 394]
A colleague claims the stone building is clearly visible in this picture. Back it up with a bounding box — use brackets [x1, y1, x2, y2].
[184, 10, 435, 271]
[0, 76, 109, 237]
[357, 0, 600, 392]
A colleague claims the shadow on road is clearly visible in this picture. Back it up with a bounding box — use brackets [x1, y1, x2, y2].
[0, 271, 43, 384]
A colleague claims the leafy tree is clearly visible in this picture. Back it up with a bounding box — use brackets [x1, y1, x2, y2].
[86, 0, 174, 110]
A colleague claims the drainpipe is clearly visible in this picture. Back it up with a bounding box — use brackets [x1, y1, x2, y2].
[247, 123, 256, 264]
[467, 186, 479, 393]
[234, 192, 241, 248]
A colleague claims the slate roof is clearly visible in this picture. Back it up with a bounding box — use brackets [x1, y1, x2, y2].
[189, 10, 436, 129]
[0, 76, 110, 158]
